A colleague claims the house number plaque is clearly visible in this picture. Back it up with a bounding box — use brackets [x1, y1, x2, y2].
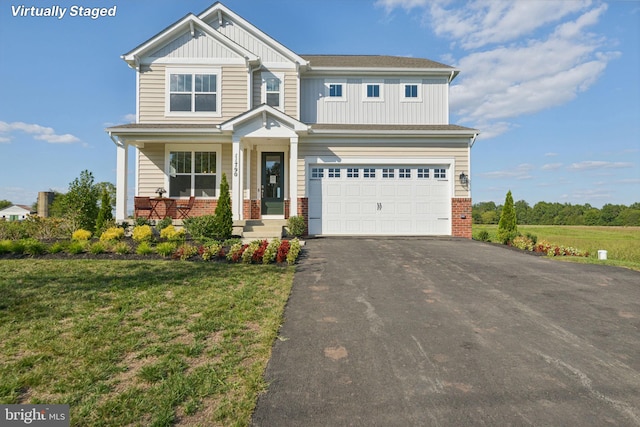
[234, 154, 238, 177]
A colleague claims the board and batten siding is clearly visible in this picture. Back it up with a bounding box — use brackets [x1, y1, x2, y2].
[208, 19, 290, 64]
[296, 139, 469, 198]
[148, 29, 241, 60]
[300, 78, 449, 125]
[138, 64, 248, 124]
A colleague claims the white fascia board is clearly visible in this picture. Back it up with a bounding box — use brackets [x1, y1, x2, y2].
[198, 3, 308, 67]
[308, 129, 478, 138]
[219, 105, 309, 133]
[106, 127, 223, 136]
[122, 14, 258, 67]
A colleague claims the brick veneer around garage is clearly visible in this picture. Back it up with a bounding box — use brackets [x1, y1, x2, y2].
[452, 197, 472, 239]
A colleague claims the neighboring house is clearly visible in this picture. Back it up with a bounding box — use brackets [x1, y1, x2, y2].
[0, 205, 33, 221]
[106, 2, 478, 237]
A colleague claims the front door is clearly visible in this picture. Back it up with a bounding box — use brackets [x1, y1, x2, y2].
[261, 152, 284, 216]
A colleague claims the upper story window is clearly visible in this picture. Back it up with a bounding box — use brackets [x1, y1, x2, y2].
[363, 80, 384, 102]
[325, 79, 346, 101]
[262, 72, 284, 109]
[166, 68, 220, 116]
[401, 80, 422, 102]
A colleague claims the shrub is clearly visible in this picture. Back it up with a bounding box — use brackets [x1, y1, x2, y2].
[241, 241, 261, 264]
[10, 240, 26, 254]
[89, 241, 108, 254]
[287, 216, 306, 237]
[183, 215, 217, 242]
[473, 230, 490, 242]
[67, 241, 86, 255]
[100, 226, 125, 241]
[0, 220, 29, 240]
[287, 238, 302, 265]
[23, 238, 47, 256]
[72, 229, 92, 241]
[155, 217, 172, 232]
[276, 240, 290, 263]
[156, 242, 176, 257]
[95, 189, 113, 235]
[173, 243, 198, 261]
[253, 240, 269, 263]
[262, 238, 280, 264]
[113, 242, 130, 255]
[136, 241, 154, 255]
[226, 243, 247, 263]
[132, 225, 153, 243]
[135, 217, 152, 227]
[22, 216, 69, 240]
[525, 232, 538, 245]
[214, 173, 233, 240]
[497, 190, 518, 244]
[160, 224, 185, 242]
[512, 235, 535, 251]
[202, 242, 222, 261]
[0, 240, 13, 254]
[48, 241, 68, 254]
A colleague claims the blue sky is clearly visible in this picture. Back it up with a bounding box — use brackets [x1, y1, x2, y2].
[1, 0, 638, 208]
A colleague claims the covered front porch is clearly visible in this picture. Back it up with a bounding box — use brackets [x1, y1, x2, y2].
[106, 105, 308, 223]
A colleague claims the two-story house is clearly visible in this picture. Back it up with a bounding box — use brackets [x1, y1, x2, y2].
[106, 2, 478, 237]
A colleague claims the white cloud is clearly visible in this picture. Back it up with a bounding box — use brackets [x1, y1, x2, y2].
[541, 163, 563, 171]
[568, 161, 634, 170]
[0, 121, 80, 144]
[379, 0, 618, 140]
[123, 114, 136, 123]
[480, 163, 535, 180]
[545, 152, 559, 157]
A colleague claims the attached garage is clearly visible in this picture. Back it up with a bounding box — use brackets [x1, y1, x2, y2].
[308, 163, 451, 235]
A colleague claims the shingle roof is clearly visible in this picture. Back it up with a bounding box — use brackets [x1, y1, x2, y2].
[301, 55, 454, 69]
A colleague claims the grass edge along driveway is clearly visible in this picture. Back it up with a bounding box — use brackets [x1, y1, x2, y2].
[0, 259, 294, 427]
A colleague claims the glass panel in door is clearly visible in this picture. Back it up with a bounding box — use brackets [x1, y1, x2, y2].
[261, 152, 284, 215]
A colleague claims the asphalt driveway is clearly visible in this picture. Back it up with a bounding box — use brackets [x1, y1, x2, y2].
[252, 238, 640, 426]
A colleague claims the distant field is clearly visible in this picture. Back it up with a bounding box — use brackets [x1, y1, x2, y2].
[473, 225, 640, 267]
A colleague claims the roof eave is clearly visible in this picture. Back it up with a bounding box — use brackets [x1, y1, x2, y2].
[304, 67, 460, 77]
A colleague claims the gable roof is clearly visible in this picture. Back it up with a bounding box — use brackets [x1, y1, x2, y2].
[198, 2, 308, 66]
[219, 104, 308, 134]
[122, 12, 258, 67]
[301, 55, 459, 80]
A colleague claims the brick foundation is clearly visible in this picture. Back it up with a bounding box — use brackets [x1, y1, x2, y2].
[297, 197, 309, 235]
[452, 197, 472, 239]
[243, 200, 261, 219]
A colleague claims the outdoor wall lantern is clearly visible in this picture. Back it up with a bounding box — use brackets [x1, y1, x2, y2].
[459, 172, 469, 186]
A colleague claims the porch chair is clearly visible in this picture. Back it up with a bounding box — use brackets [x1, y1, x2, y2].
[176, 196, 195, 219]
[134, 196, 153, 219]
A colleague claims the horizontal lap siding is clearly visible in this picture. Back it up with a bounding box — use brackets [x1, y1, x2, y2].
[139, 64, 247, 124]
[138, 144, 165, 196]
[297, 140, 469, 198]
[252, 69, 299, 119]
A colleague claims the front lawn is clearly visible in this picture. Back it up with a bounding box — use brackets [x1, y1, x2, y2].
[0, 259, 294, 426]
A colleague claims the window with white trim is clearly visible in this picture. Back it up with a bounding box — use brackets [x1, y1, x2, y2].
[434, 168, 447, 179]
[262, 72, 283, 109]
[399, 168, 411, 178]
[347, 168, 359, 178]
[382, 168, 394, 178]
[363, 168, 376, 178]
[328, 168, 341, 178]
[329, 84, 343, 98]
[417, 168, 429, 178]
[363, 80, 384, 101]
[311, 168, 324, 179]
[401, 80, 422, 102]
[167, 69, 220, 114]
[169, 151, 217, 197]
[326, 79, 346, 101]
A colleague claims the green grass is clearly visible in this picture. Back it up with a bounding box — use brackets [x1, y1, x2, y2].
[0, 260, 294, 426]
[473, 224, 640, 270]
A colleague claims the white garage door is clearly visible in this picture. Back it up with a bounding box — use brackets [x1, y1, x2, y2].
[308, 165, 451, 235]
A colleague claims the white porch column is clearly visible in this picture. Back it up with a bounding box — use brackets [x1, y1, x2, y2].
[289, 136, 298, 217]
[115, 140, 128, 221]
[245, 147, 251, 200]
[231, 136, 242, 220]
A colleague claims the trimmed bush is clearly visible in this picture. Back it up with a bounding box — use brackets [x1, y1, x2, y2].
[287, 216, 306, 237]
[23, 238, 48, 256]
[113, 242, 131, 254]
[473, 230, 490, 242]
[132, 225, 153, 243]
[72, 229, 92, 241]
[136, 241, 154, 255]
[214, 173, 233, 240]
[160, 224, 185, 242]
[262, 238, 280, 264]
[155, 217, 172, 232]
[100, 227, 125, 242]
[202, 242, 222, 261]
[497, 190, 518, 244]
[156, 242, 176, 257]
[183, 215, 217, 242]
[287, 238, 301, 265]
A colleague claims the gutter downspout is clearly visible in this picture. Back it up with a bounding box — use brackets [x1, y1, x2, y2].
[470, 132, 478, 148]
[247, 60, 262, 110]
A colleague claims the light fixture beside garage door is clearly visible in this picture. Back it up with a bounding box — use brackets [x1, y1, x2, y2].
[459, 172, 469, 186]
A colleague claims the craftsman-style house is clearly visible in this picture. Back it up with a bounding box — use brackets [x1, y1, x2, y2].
[107, 2, 478, 237]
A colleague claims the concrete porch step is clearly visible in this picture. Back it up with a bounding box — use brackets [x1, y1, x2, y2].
[242, 219, 286, 240]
